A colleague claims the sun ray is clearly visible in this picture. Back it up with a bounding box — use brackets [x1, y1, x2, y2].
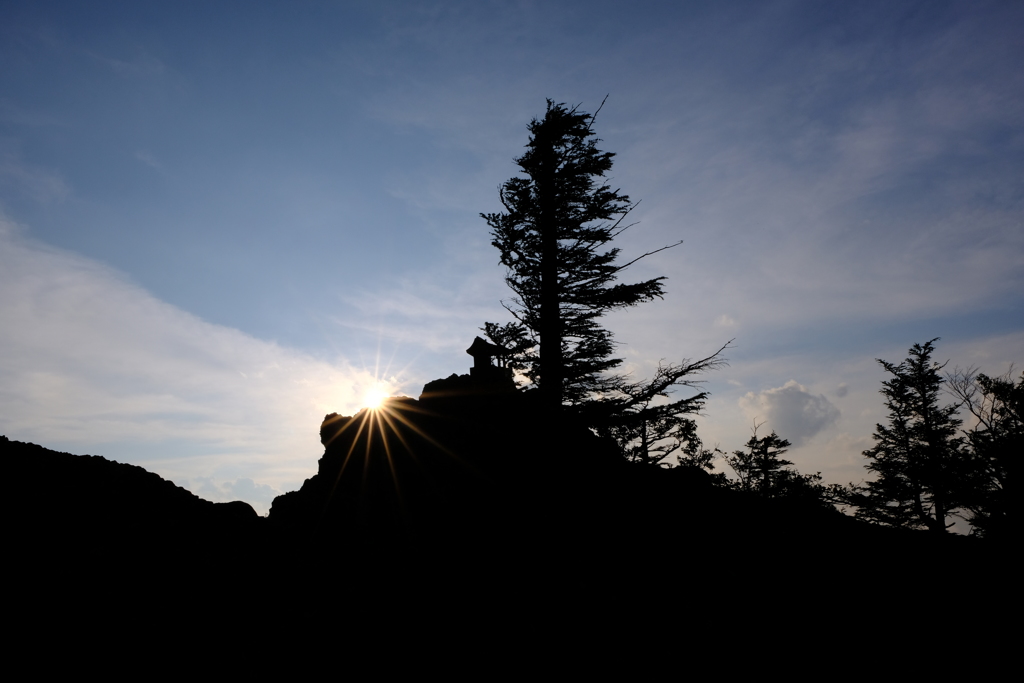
[374, 409, 405, 510]
[361, 409, 378, 490]
[378, 405, 458, 460]
[323, 409, 373, 515]
[377, 401, 484, 478]
[376, 405, 417, 464]
[321, 412, 360, 448]
[319, 391, 489, 523]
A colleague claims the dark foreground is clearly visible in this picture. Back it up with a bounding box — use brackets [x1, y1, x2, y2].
[4, 381, 1010, 656]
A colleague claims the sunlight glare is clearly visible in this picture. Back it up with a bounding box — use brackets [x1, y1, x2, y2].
[363, 383, 391, 410]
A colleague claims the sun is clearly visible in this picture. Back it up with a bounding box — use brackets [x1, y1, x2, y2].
[363, 384, 391, 410]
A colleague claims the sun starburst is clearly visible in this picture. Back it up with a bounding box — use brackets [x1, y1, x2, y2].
[363, 383, 391, 410]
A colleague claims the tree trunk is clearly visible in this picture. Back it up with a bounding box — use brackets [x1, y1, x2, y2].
[537, 146, 562, 415]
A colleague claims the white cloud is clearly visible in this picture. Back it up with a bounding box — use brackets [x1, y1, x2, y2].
[0, 217, 392, 514]
[192, 477, 284, 513]
[739, 380, 841, 447]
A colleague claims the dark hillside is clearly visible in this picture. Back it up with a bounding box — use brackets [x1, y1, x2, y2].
[4, 375, 1008, 640]
[4, 436, 259, 531]
[4, 435, 264, 628]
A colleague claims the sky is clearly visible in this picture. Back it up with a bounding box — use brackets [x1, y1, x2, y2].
[2, 0, 1021, 517]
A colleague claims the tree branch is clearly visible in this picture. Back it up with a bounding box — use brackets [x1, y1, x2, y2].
[611, 240, 684, 274]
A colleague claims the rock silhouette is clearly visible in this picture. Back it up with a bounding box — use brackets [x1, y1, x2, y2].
[5, 370, 1008, 644]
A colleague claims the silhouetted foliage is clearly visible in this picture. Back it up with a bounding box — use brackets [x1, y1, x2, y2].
[849, 340, 973, 534]
[482, 98, 687, 413]
[482, 98, 727, 468]
[725, 427, 793, 493]
[723, 425, 838, 505]
[674, 432, 726, 478]
[947, 366, 1022, 539]
[587, 350, 728, 467]
[480, 321, 531, 374]
[605, 394, 702, 468]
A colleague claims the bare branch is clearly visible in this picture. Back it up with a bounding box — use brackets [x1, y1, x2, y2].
[611, 240, 685, 274]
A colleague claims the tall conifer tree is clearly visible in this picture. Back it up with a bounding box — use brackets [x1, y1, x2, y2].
[852, 340, 971, 533]
[482, 99, 689, 415]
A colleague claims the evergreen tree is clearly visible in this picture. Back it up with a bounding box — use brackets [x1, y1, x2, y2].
[724, 425, 839, 505]
[724, 427, 794, 494]
[947, 367, 1022, 539]
[597, 363, 715, 468]
[851, 340, 970, 533]
[482, 98, 696, 415]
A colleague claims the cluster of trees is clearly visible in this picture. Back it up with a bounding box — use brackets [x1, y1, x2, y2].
[481, 99, 1018, 539]
[948, 364, 1021, 538]
[846, 340, 1020, 538]
[720, 426, 845, 508]
[706, 340, 1019, 537]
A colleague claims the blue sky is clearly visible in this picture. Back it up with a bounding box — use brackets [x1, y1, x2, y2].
[2, 0, 1022, 515]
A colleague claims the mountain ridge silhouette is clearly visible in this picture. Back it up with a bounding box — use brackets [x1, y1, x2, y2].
[5, 373, 1007, 642]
